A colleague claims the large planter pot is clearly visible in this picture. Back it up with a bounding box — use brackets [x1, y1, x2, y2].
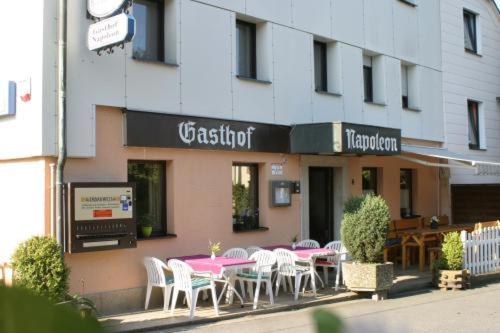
[436, 269, 470, 291]
[342, 261, 394, 301]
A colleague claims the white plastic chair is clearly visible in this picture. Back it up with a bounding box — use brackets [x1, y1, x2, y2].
[273, 248, 316, 300]
[143, 257, 174, 311]
[167, 259, 219, 320]
[297, 239, 320, 248]
[246, 246, 263, 257]
[220, 248, 249, 300]
[314, 241, 347, 291]
[235, 250, 276, 310]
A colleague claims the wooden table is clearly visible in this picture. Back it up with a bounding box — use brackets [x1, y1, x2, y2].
[401, 224, 474, 271]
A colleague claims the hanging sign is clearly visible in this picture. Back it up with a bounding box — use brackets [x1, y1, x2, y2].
[87, 13, 135, 52]
[87, 0, 129, 19]
[0, 80, 16, 117]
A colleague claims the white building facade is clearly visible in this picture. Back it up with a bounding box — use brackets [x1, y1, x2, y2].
[441, 0, 500, 223]
[1, 0, 452, 313]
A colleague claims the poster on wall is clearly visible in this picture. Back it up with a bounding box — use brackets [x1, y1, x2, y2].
[74, 186, 133, 221]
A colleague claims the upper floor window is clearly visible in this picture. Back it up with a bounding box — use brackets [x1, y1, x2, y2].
[401, 65, 409, 108]
[314, 41, 327, 92]
[236, 20, 257, 79]
[363, 56, 373, 103]
[362, 168, 378, 196]
[232, 163, 259, 232]
[463, 10, 477, 53]
[468, 100, 480, 149]
[133, 0, 165, 62]
[128, 160, 167, 238]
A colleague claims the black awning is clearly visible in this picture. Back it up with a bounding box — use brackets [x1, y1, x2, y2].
[290, 122, 401, 156]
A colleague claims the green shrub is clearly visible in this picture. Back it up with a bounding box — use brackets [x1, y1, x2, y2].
[11, 236, 69, 302]
[341, 195, 391, 263]
[441, 232, 463, 270]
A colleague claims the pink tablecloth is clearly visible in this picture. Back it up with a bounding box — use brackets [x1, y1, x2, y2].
[263, 245, 335, 260]
[171, 255, 256, 275]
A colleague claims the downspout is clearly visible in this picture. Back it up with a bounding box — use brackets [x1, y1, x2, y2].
[56, 0, 67, 251]
[50, 163, 56, 238]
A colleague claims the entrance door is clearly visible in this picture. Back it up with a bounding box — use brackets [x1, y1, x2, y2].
[309, 167, 334, 246]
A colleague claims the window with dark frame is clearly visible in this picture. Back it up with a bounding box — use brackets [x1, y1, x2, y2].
[463, 10, 477, 53]
[400, 169, 413, 218]
[468, 100, 480, 149]
[401, 65, 409, 108]
[128, 160, 166, 238]
[232, 163, 259, 231]
[132, 0, 165, 62]
[363, 56, 373, 102]
[314, 41, 328, 92]
[362, 168, 378, 196]
[236, 20, 257, 79]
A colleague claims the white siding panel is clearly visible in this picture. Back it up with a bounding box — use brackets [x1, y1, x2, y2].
[233, 80, 275, 124]
[385, 57, 402, 129]
[246, 0, 293, 26]
[393, 1, 419, 64]
[363, 104, 388, 128]
[311, 93, 344, 123]
[420, 68, 444, 142]
[194, 0, 245, 13]
[331, 0, 364, 46]
[292, 0, 331, 38]
[340, 44, 363, 124]
[180, 1, 233, 119]
[418, 0, 442, 69]
[401, 108, 422, 139]
[363, 0, 394, 55]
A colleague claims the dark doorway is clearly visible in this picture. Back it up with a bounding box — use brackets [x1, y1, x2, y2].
[309, 167, 334, 246]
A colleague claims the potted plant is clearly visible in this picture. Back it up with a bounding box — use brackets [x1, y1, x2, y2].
[139, 214, 154, 238]
[209, 240, 221, 260]
[70, 294, 97, 318]
[340, 195, 393, 301]
[429, 216, 440, 229]
[291, 235, 298, 249]
[432, 232, 470, 290]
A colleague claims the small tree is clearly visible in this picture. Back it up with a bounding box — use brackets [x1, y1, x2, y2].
[441, 232, 463, 270]
[341, 195, 391, 263]
[11, 236, 69, 302]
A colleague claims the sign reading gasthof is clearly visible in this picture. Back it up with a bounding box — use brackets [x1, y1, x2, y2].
[87, 13, 135, 52]
[74, 186, 133, 221]
[87, 0, 128, 19]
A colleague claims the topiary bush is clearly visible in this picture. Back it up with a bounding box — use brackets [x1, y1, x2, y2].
[11, 236, 69, 302]
[341, 195, 391, 263]
[441, 232, 463, 270]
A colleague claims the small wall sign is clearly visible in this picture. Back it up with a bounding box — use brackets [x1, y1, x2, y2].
[87, 0, 130, 19]
[271, 164, 283, 176]
[271, 181, 292, 207]
[87, 13, 135, 53]
[0, 80, 16, 117]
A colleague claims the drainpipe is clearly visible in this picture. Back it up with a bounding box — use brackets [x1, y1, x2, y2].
[56, 0, 67, 251]
[50, 163, 56, 238]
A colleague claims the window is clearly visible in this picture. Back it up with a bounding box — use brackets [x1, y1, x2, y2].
[314, 41, 327, 92]
[400, 169, 413, 218]
[401, 65, 409, 108]
[468, 100, 480, 149]
[232, 164, 259, 231]
[362, 168, 378, 196]
[463, 10, 477, 53]
[128, 161, 166, 237]
[133, 0, 164, 62]
[363, 56, 373, 102]
[236, 20, 256, 79]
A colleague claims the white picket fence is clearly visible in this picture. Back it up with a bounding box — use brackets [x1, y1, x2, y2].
[461, 227, 500, 276]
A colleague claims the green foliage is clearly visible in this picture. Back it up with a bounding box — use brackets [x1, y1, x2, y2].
[139, 214, 155, 227]
[341, 195, 391, 263]
[432, 257, 448, 274]
[11, 236, 69, 302]
[441, 232, 463, 270]
[0, 286, 104, 333]
[313, 309, 343, 333]
[232, 183, 250, 216]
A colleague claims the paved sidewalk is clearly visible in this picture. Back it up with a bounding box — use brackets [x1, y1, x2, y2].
[151, 281, 500, 333]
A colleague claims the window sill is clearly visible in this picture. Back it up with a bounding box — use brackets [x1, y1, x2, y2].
[233, 227, 269, 234]
[403, 107, 421, 112]
[364, 101, 386, 107]
[465, 49, 482, 57]
[236, 75, 272, 85]
[469, 145, 487, 151]
[398, 0, 417, 7]
[315, 89, 342, 97]
[137, 233, 177, 241]
[132, 56, 179, 67]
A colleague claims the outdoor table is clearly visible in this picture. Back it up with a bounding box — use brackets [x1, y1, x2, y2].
[401, 224, 475, 271]
[263, 245, 336, 288]
[170, 254, 256, 306]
